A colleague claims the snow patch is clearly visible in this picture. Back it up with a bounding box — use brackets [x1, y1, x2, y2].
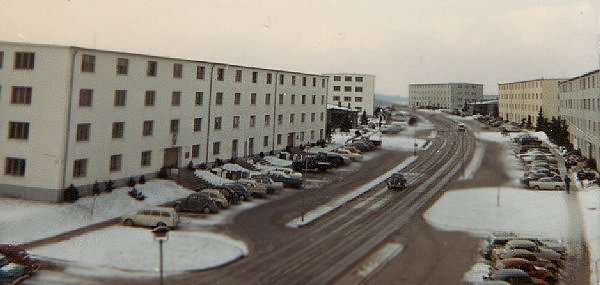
[424, 187, 570, 240]
[194, 170, 233, 186]
[460, 142, 485, 180]
[287, 156, 417, 227]
[381, 136, 427, 152]
[31, 226, 247, 275]
[357, 243, 404, 278]
[263, 156, 293, 167]
[577, 190, 600, 285]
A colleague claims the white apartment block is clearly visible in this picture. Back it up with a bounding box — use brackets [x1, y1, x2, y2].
[559, 70, 600, 163]
[408, 83, 483, 112]
[0, 41, 328, 201]
[325, 74, 375, 115]
[498, 79, 565, 125]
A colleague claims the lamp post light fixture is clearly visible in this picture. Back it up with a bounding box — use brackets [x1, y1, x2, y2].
[152, 225, 170, 285]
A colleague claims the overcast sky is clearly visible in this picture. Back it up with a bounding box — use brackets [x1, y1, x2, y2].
[0, 0, 598, 95]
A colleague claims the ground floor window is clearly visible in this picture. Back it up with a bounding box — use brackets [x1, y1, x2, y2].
[213, 142, 220, 155]
[141, 151, 152, 167]
[5, 158, 25, 176]
[73, 159, 87, 178]
[110, 154, 122, 172]
[191, 145, 200, 158]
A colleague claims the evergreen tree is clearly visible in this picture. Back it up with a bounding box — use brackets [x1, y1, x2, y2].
[526, 116, 532, 129]
[360, 110, 368, 125]
[535, 108, 546, 131]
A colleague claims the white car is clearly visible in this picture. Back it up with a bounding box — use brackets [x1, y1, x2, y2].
[200, 189, 230, 208]
[267, 167, 302, 179]
[332, 148, 363, 161]
[123, 207, 179, 228]
[528, 176, 564, 190]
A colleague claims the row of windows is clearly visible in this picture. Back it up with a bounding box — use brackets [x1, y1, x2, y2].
[332, 96, 363, 102]
[332, 86, 363, 92]
[560, 74, 599, 93]
[499, 103, 540, 112]
[332, 75, 364, 82]
[560, 98, 600, 111]
[499, 81, 542, 90]
[0, 52, 35, 70]
[499, 93, 540, 100]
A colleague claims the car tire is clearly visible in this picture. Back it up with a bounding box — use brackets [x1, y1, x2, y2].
[157, 222, 167, 228]
[217, 202, 224, 209]
[203, 207, 211, 214]
[534, 185, 540, 190]
[123, 219, 134, 226]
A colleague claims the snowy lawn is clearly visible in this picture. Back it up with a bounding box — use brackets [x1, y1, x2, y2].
[0, 180, 192, 245]
[424, 187, 570, 240]
[381, 136, 427, 152]
[475, 131, 551, 145]
[577, 190, 600, 285]
[287, 156, 418, 227]
[264, 156, 293, 167]
[195, 170, 233, 185]
[30, 226, 247, 275]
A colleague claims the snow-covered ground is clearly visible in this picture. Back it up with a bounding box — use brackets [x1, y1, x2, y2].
[332, 132, 355, 146]
[287, 156, 418, 227]
[424, 187, 570, 240]
[0, 180, 192, 244]
[357, 242, 404, 278]
[264, 156, 293, 167]
[459, 142, 485, 181]
[381, 136, 427, 151]
[577, 190, 600, 285]
[195, 170, 233, 185]
[475, 131, 551, 145]
[31, 226, 247, 276]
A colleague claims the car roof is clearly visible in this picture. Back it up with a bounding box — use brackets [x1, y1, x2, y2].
[140, 206, 176, 213]
[495, 268, 529, 277]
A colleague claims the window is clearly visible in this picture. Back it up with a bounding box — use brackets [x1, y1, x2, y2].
[81, 54, 95, 72]
[8, 122, 29, 139]
[214, 117, 222, 130]
[355, 97, 363, 102]
[267, 73, 272, 84]
[333, 96, 340, 101]
[321, 95, 325, 104]
[292, 76, 296, 85]
[14, 52, 36, 70]
[145, 90, 156, 106]
[248, 138, 254, 155]
[302, 76, 307, 86]
[114, 90, 127, 106]
[279, 74, 284, 85]
[311, 130, 315, 140]
[141, 151, 152, 167]
[233, 116, 240, 129]
[311, 113, 315, 122]
[344, 86, 352, 92]
[322, 78, 326, 88]
[263, 136, 269, 147]
[301, 113, 306, 123]
[76, 123, 90, 142]
[79, 89, 93, 107]
[232, 139, 239, 157]
[345, 76, 352, 82]
[217, 68, 224, 81]
[355, 76, 363, 82]
[11, 87, 32, 104]
[302, 95, 306, 104]
[0, 51, 3, 68]
[191, 145, 200, 158]
[73, 159, 87, 178]
[196, 66, 205, 79]
[250, 115, 256, 127]
[251, 93, 257, 105]
[252, 71, 258, 83]
[333, 76, 341, 81]
[193, 118, 202, 132]
[265, 93, 271, 105]
[234, 93, 241, 105]
[212, 142, 220, 155]
[279, 93, 284, 104]
[171, 91, 181, 106]
[291, 94, 296, 104]
[170, 119, 179, 134]
[173, 63, 183, 78]
[312, 95, 316, 104]
[112, 122, 124, 139]
[116, 58, 128, 75]
[143, 120, 154, 136]
[235, 70, 242, 82]
[147, 61, 157, 76]
[265, 115, 271, 126]
[195, 92, 203, 105]
[312, 77, 316, 86]
[290, 113, 295, 124]
[320, 112, 324, 121]
[110, 154, 122, 172]
[5, 158, 25, 176]
[278, 114, 283, 125]
[215, 92, 223, 105]
[277, 134, 282, 145]
[355, 86, 363, 92]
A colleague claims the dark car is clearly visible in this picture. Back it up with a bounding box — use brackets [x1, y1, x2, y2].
[222, 183, 252, 201]
[268, 171, 303, 188]
[491, 269, 534, 285]
[316, 152, 347, 167]
[214, 186, 241, 205]
[292, 157, 330, 172]
[387, 173, 407, 190]
[0, 245, 39, 271]
[175, 193, 219, 214]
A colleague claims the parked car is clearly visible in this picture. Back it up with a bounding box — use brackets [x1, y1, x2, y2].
[496, 258, 557, 283]
[491, 269, 534, 285]
[387, 173, 407, 191]
[0, 245, 38, 270]
[250, 174, 284, 194]
[266, 167, 302, 178]
[292, 157, 330, 172]
[0, 263, 27, 284]
[505, 240, 538, 252]
[200, 189, 230, 209]
[174, 193, 219, 214]
[214, 186, 241, 205]
[238, 180, 268, 198]
[529, 176, 563, 190]
[222, 183, 253, 201]
[123, 207, 180, 228]
[332, 148, 363, 161]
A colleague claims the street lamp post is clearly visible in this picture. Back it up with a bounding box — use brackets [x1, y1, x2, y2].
[152, 225, 170, 285]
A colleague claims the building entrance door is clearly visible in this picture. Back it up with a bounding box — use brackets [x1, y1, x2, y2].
[163, 147, 180, 168]
[287, 133, 295, 147]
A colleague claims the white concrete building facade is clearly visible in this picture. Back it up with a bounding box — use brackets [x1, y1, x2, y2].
[325, 74, 375, 115]
[408, 83, 483, 112]
[559, 70, 600, 163]
[498, 79, 565, 125]
[0, 41, 327, 201]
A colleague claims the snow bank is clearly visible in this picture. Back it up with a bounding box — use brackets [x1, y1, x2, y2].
[332, 132, 355, 146]
[287, 156, 418, 227]
[0, 180, 192, 245]
[381, 136, 427, 151]
[194, 170, 233, 186]
[31, 226, 247, 275]
[460, 142, 485, 180]
[357, 242, 404, 278]
[475, 131, 551, 145]
[222, 163, 248, 172]
[264, 156, 293, 167]
[577, 190, 600, 285]
[424, 187, 570, 239]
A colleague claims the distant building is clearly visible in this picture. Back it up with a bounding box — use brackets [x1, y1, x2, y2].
[467, 100, 499, 117]
[559, 70, 600, 161]
[498, 79, 565, 125]
[408, 83, 484, 112]
[325, 74, 375, 115]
